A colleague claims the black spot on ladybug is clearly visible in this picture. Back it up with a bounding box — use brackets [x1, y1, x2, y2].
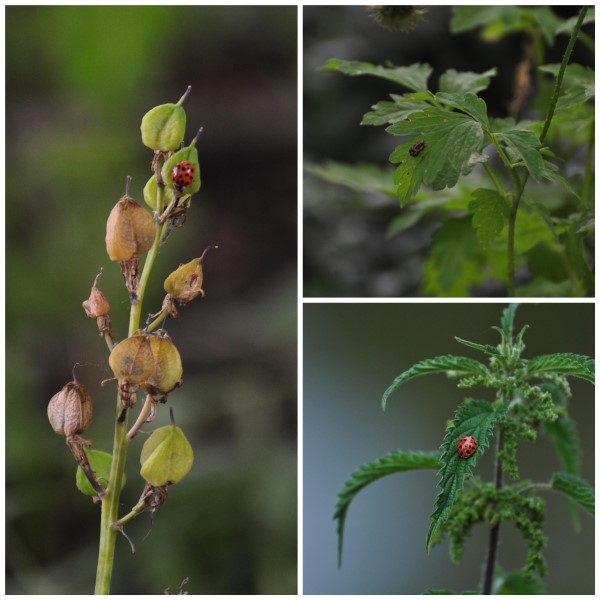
[409, 140, 426, 157]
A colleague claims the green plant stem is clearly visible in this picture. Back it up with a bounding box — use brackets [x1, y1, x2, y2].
[95, 185, 168, 595]
[581, 119, 594, 203]
[482, 162, 505, 197]
[482, 427, 504, 594]
[505, 6, 588, 296]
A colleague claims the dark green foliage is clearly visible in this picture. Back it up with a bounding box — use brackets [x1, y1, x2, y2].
[551, 473, 595, 516]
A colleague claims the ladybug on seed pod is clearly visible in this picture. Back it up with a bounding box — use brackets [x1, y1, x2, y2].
[457, 436, 477, 459]
[171, 161, 195, 192]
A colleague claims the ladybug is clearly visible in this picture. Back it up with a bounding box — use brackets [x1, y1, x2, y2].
[171, 161, 195, 191]
[457, 436, 477, 459]
[409, 140, 426, 157]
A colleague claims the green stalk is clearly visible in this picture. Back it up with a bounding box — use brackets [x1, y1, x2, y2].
[95, 186, 168, 594]
[581, 119, 594, 204]
[506, 6, 588, 296]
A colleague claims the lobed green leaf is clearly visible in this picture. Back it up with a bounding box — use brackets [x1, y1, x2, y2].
[382, 355, 490, 410]
[305, 161, 396, 197]
[321, 59, 433, 92]
[526, 353, 595, 384]
[551, 472, 595, 516]
[498, 130, 545, 182]
[439, 68, 497, 96]
[454, 336, 501, 358]
[362, 94, 429, 126]
[468, 188, 510, 244]
[334, 450, 441, 566]
[426, 399, 508, 551]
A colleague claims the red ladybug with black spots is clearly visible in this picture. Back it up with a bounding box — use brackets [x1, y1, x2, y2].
[457, 436, 477, 459]
[171, 161, 195, 191]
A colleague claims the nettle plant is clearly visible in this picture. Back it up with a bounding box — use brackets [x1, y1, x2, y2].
[334, 305, 595, 594]
[47, 87, 210, 594]
[309, 6, 594, 297]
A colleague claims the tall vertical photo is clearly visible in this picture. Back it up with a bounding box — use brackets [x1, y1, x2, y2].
[6, 5, 297, 594]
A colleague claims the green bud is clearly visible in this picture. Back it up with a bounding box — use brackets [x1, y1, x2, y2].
[76, 449, 126, 497]
[140, 87, 190, 151]
[143, 174, 176, 212]
[161, 136, 202, 195]
[140, 424, 194, 486]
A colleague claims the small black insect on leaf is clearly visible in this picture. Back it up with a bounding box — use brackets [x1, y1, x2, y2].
[409, 140, 427, 157]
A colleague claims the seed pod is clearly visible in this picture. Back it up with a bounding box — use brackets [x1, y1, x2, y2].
[48, 381, 93, 437]
[140, 88, 189, 151]
[143, 334, 183, 395]
[140, 424, 194, 486]
[143, 174, 176, 212]
[105, 196, 156, 261]
[76, 449, 126, 497]
[109, 334, 155, 385]
[163, 252, 208, 304]
[161, 136, 201, 196]
[82, 271, 110, 318]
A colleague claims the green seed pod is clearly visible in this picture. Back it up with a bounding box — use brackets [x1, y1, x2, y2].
[141, 91, 188, 151]
[163, 256, 205, 304]
[76, 449, 126, 497]
[143, 174, 176, 212]
[105, 196, 156, 261]
[161, 139, 201, 195]
[140, 424, 194, 486]
[143, 334, 183, 395]
[48, 381, 93, 437]
[109, 333, 155, 385]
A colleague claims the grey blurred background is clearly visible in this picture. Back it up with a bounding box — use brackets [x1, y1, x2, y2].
[303, 303, 594, 594]
[6, 6, 296, 594]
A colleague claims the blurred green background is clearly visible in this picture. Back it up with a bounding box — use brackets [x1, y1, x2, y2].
[304, 303, 594, 594]
[6, 6, 297, 594]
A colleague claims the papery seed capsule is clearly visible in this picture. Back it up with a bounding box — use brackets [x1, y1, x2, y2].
[105, 196, 156, 261]
[161, 134, 202, 196]
[109, 334, 155, 385]
[48, 381, 93, 437]
[140, 88, 189, 151]
[143, 174, 176, 212]
[163, 252, 208, 304]
[82, 277, 110, 319]
[143, 334, 183, 395]
[140, 424, 194, 486]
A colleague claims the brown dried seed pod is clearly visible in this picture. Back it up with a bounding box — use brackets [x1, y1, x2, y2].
[163, 248, 212, 304]
[48, 381, 93, 437]
[82, 283, 110, 318]
[109, 334, 155, 385]
[143, 334, 183, 395]
[105, 197, 156, 261]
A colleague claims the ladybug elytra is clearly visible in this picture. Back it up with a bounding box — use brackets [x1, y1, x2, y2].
[457, 436, 477, 459]
[409, 140, 426, 157]
[171, 161, 195, 191]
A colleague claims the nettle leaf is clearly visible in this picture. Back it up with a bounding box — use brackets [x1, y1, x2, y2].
[305, 161, 396, 197]
[439, 68, 497, 95]
[321, 59, 432, 92]
[426, 399, 508, 551]
[468, 188, 510, 244]
[362, 93, 430, 126]
[498, 130, 545, 182]
[454, 336, 502, 358]
[387, 107, 485, 195]
[334, 450, 441, 566]
[526, 353, 595, 384]
[501, 303, 519, 343]
[382, 355, 490, 410]
[551, 473, 595, 516]
[495, 570, 547, 595]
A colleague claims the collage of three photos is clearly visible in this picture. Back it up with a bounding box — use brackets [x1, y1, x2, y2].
[5, 4, 595, 596]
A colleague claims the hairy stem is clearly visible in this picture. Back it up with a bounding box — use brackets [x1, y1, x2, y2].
[581, 119, 594, 204]
[95, 172, 168, 595]
[482, 427, 504, 594]
[506, 6, 588, 296]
